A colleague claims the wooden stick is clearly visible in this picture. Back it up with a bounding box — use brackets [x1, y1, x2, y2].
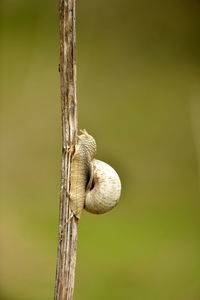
[54, 0, 78, 299]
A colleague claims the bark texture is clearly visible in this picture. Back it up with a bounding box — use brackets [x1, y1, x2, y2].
[54, 0, 78, 299]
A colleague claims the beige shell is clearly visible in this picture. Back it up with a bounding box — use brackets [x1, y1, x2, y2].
[85, 159, 121, 214]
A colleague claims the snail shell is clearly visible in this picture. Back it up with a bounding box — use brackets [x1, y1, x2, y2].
[69, 130, 121, 218]
[85, 159, 121, 214]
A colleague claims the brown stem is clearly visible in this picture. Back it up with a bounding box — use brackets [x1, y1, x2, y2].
[54, 0, 78, 299]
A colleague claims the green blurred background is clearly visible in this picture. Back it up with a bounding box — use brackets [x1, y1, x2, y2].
[1, 0, 200, 299]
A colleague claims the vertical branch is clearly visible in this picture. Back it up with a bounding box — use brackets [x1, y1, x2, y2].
[55, 0, 78, 299]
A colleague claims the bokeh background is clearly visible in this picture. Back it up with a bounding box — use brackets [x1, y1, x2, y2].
[1, 0, 200, 299]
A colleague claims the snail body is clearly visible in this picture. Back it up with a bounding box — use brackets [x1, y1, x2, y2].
[70, 130, 96, 219]
[69, 130, 121, 219]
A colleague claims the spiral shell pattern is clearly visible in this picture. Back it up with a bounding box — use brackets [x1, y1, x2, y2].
[85, 159, 121, 214]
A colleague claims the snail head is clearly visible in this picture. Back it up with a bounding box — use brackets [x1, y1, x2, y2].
[79, 129, 97, 160]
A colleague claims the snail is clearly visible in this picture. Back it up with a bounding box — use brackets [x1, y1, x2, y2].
[69, 130, 121, 219]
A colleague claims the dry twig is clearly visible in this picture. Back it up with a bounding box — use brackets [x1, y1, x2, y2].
[54, 0, 78, 299]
